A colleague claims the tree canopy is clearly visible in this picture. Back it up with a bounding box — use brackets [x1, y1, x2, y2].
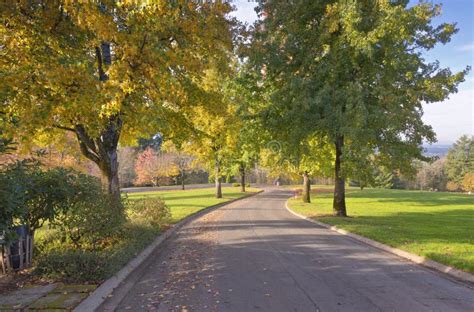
[1, 0, 234, 201]
[248, 0, 469, 215]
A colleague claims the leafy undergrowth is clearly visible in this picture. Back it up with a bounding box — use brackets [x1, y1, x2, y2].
[33, 187, 259, 283]
[288, 188, 474, 273]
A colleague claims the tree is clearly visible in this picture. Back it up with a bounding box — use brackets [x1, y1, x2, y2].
[415, 159, 448, 191]
[1, 1, 233, 203]
[462, 173, 474, 193]
[134, 147, 176, 186]
[249, 0, 468, 216]
[184, 65, 242, 198]
[162, 141, 194, 190]
[134, 148, 159, 186]
[445, 135, 474, 184]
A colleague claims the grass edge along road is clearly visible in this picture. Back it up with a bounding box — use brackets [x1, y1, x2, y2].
[127, 186, 261, 223]
[287, 188, 473, 273]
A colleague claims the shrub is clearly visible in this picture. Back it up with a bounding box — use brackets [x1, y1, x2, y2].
[127, 197, 170, 227]
[52, 174, 126, 249]
[24, 167, 78, 231]
[0, 160, 31, 242]
[446, 181, 461, 192]
[0, 160, 77, 241]
[462, 173, 474, 192]
[35, 249, 109, 282]
[233, 183, 241, 187]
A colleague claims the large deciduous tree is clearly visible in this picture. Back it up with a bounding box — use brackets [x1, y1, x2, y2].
[249, 0, 469, 216]
[0, 1, 233, 203]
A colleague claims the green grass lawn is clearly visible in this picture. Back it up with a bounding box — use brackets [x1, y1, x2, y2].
[128, 186, 260, 223]
[288, 188, 474, 273]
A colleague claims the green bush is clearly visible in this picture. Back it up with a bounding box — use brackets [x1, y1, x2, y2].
[35, 249, 109, 282]
[52, 174, 126, 249]
[127, 197, 170, 227]
[0, 160, 77, 242]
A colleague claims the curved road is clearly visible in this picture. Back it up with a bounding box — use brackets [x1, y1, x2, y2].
[101, 189, 474, 311]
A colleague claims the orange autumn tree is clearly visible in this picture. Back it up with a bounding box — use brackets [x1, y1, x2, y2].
[134, 147, 178, 186]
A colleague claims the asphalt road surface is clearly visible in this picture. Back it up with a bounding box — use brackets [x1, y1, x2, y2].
[101, 188, 474, 312]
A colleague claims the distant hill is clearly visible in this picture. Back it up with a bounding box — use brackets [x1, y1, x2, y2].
[423, 144, 452, 158]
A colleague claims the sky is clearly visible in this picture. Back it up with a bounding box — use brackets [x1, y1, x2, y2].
[230, 0, 474, 145]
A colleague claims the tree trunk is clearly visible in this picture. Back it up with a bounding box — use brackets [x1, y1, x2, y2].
[181, 170, 185, 190]
[74, 115, 123, 205]
[302, 171, 311, 203]
[102, 152, 121, 203]
[333, 135, 347, 216]
[215, 158, 222, 198]
[240, 163, 246, 192]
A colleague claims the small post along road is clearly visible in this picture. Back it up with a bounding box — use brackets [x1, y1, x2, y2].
[102, 189, 474, 311]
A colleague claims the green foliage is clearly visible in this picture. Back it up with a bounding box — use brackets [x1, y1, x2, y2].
[53, 194, 126, 249]
[445, 135, 474, 184]
[127, 197, 171, 228]
[35, 249, 109, 282]
[0, 160, 80, 241]
[373, 169, 394, 189]
[248, 0, 469, 213]
[0, 160, 31, 242]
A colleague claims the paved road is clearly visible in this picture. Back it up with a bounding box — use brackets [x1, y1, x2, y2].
[102, 189, 474, 312]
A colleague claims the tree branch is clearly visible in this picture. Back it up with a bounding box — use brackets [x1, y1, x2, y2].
[53, 124, 75, 132]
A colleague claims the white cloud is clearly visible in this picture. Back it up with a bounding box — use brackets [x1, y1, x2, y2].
[422, 88, 474, 144]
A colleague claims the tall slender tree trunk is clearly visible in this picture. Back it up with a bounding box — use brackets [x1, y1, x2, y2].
[215, 157, 222, 198]
[302, 171, 311, 203]
[240, 163, 246, 192]
[333, 135, 347, 216]
[181, 170, 185, 190]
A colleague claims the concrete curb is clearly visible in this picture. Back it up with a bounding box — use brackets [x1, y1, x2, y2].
[74, 190, 263, 312]
[285, 200, 474, 285]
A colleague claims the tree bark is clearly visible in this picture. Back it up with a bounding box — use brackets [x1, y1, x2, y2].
[74, 115, 123, 205]
[240, 163, 246, 192]
[215, 157, 222, 198]
[302, 171, 311, 203]
[181, 170, 185, 190]
[333, 135, 347, 216]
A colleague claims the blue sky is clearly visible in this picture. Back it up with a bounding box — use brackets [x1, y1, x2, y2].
[231, 0, 473, 145]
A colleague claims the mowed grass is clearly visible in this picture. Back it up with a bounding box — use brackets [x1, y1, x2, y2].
[128, 186, 260, 223]
[288, 188, 474, 273]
